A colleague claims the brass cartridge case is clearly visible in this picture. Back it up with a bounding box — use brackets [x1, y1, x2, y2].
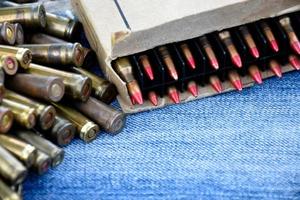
[27, 33, 66, 44]
[0, 107, 14, 134]
[114, 57, 135, 83]
[0, 45, 32, 69]
[52, 103, 99, 143]
[0, 22, 16, 45]
[27, 63, 92, 102]
[48, 116, 75, 146]
[6, 73, 65, 102]
[0, 134, 36, 167]
[74, 97, 126, 134]
[0, 179, 21, 200]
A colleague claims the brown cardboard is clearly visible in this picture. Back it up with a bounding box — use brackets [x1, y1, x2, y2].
[72, 0, 300, 113]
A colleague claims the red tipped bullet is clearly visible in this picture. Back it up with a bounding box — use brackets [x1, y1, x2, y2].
[168, 86, 180, 104]
[180, 43, 196, 70]
[279, 17, 300, 55]
[158, 46, 179, 80]
[148, 91, 158, 106]
[248, 65, 263, 84]
[187, 81, 198, 97]
[269, 60, 282, 78]
[219, 31, 243, 68]
[209, 75, 223, 93]
[228, 70, 243, 91]
[139, 55, 154, 80]
[199, 36, 219, 70]
[288, 55, 300, 70]
[127, 80, 143, 105]
[260, 22, 279, 52]
[239, 26, 260, 58]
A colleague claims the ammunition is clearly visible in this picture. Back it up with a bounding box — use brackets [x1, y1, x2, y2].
[1, 99, 36, 129]
[179, 43, 196, 69]
[0, 145, 27, 185]
[0, 22, 16, 45]
[219, 31, 242, 68]
[74, 97, 126, 134]
[199, 36, 219, 69]
[15, 130, 64, 168]
[18, 43, 85, 67]
[52, 103, 99, 143]
[209, 75, 223, 93]
[248, 65, 263, 84]
[269, 60, 282, 78]
[13, 23, 24, 45]
[0, 55, 18, 75]
[114, 58, 143, 105]
[6, 73, 65, 102]
[0, 45, 32, 69]
[239, 26, 260, 58]
[32, 149, 51, 175]
[0, 107, 14, 134]
[228, 70, 243, 91]
[260, 21, 279, 52]
[27, 33, 66, 44]
[288, 55, 300, 70]
[28, 63, 92, 102]
[5, 90, 56, 130]
[0, 3, 46, 29]
[139, 55, 154, 80]
[0, 179, 22, 200]
[187, 81, 198, 97]
[279, 17, 300, 55]
[48, 116, 75, 146]
[0, 134, 36, 167]
[167, 86, 180, 104]
[148, 91, 158, 106]
[72, 67, 117, 104]
[158, 46, 179, 80]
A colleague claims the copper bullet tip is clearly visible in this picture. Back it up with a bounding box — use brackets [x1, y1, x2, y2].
[291, 41, 300, 55]
[144, 65, 154, 80]
[187, 57, 196, 70]
[210, 59, 219, 70]
[269, 60, 282, 78]
[168, 87, 180, 104]
[250, 47, 260, 58]
[209, 76, 223, 93]
[148, 91, 158, 106]
[228, 71, 243, 91]
[127, 81, 144, 105]
[232, 55, 242, 68]
[170, 69, 179, 80]
[187, 81, 198, 97]
[270, 40, 279, 52]
[249, 66, 263, 84]
[289, 55, 300, 70]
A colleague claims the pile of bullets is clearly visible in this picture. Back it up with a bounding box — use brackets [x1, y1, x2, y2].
[0, 1, 125, 199]
[114, 11, 300, 106]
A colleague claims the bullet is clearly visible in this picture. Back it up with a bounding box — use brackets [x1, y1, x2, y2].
[6, 73, 65, 102]
[0, 107, 14, 134]
[248, 65, 263, 84]
[0, 45, 32, 69]
[0, 55, 18, 75]
[18, 43, 85, 67]
[168, 86, 180, 104]
[15, 130, 64, 168]
[32, 149, 51, 175]
[219, 31, 242, 68]
[139, 55, 154, 80]
[260, 21, 279, 52]
[187, 81, 198, 97]
[158, 46, 179, 80]
[5, 90, 56, 130]
[0, 145, 27, 185]
[228, 70, 243, 91]
[72, 67, 118, 104]
[180, 43, 196, 70]
[74, 97, 126, 134]
[12, 23, 24, 45]
[0, 3, 46, 29]
[52, 103, 99, 143]
[199, 36, 219, 70]
[269, 60, 282, 78]
[0, 22, 16, 45]
[209, 75, 223, 93]
[48, 116, 76, 146]
[148, 91, 158, 106]
[0, 134, 37, 168]
[0, 179, 22, 200]
[28, 63, 92, 102]
[114, 58, 143, 105]
[279, 17, 300, 55]
[239, 26, 260, 58]
[288, 55, 300, 70]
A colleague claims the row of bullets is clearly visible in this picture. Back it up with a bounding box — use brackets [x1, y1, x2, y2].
[0, 1, 124, 199]
[113, 15, 300, 106]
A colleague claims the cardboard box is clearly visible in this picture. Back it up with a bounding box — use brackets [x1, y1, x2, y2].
[72, 0, 300, 113]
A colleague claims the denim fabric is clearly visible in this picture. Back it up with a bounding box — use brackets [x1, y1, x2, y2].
[23, 72, 300, 200]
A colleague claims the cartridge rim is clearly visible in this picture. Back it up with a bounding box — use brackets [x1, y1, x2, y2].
[1, 22, 16, 45]
[36, 154, 51, 175]
[14, 23, 24, 45]
[0, 55, 18, 75]
[106, 112, 126, 134]
[51, 149, 65, 168]
[0, 109, 13, 134]
[80, 122, 99, 143]
[24, 110, 36, 129]
[79, 77, 92, 102]
[16, 48, 32, 69]
[39, 106, 56, 130]
[66, 20, 82, 41]
[33, 4, 47, 28]
[47, 78, 65, 102]
[95, 83, 118, 104]
[22, 145, 37, 168]
[73, 43, 85, 67]
[56, 123, 75, 146]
